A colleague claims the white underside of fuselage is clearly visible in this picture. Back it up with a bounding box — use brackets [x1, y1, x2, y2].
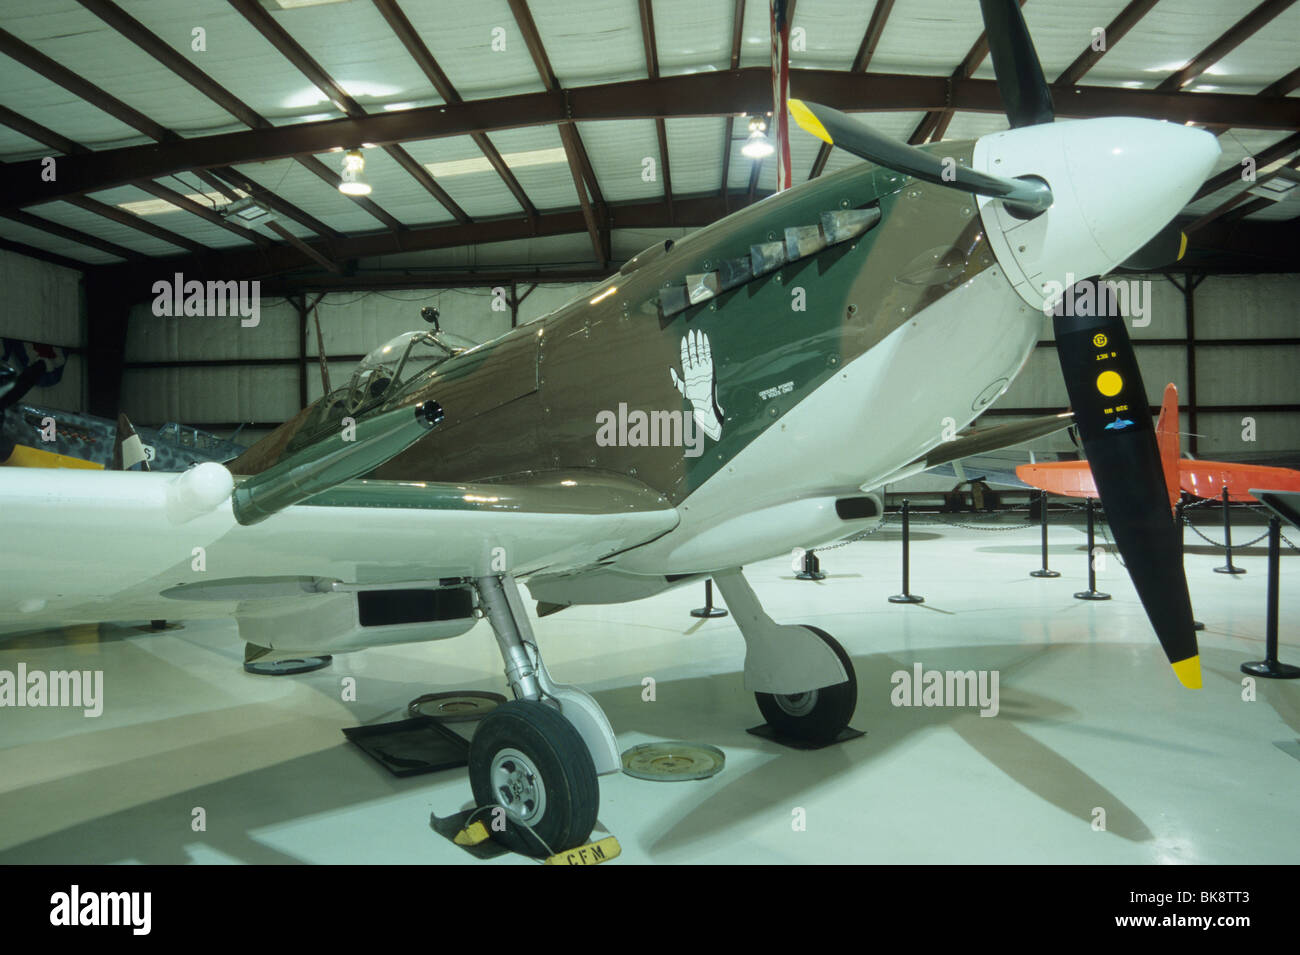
[0, 262, 1038, 638]
[0, 476, 676, 634]
[615, 264, 1042, 575]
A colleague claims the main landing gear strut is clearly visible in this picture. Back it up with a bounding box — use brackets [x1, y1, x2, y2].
[469, 574, 619, 856]
[467, 569, 858, 854]
[712, 569, 859, 743]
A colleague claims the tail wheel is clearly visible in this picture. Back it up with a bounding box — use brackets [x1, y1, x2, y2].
[468, 699, 599, 856]
[754, 626, 857, 743]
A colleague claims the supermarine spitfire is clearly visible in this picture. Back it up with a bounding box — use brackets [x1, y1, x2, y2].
[0, 0, 1220, 854]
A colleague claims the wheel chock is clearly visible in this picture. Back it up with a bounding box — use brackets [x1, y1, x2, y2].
[438, 807, 621, 863]
[453, 821, 491, 846]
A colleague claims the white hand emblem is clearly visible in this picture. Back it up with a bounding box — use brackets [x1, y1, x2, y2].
[670, 329, 724, 441]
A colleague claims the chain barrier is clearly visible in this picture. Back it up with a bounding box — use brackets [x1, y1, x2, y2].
[805, 498, 1298, 556]
[1179, 494, 1297, 551]
[810, 503, 1049, 554]
[1184, 520, 1273, 551]
[813, 522, 886, 552]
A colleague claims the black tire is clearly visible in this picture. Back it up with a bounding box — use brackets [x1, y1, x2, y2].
[754, 626, 857, 743]
[468, 700, 599, 856]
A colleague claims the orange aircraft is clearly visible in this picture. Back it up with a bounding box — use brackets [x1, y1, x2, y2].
[1017, 383, 1300, 509]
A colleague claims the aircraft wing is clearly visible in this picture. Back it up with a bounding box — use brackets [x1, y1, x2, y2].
[1016, 459, 1098, 499]
[1252, 490, 1300, 531]
[924, 453, 1034, 489]
[1019, 457, 1300, 504]
[869, 412, 1073, 488]
[0, 466, 678, 637]
[1178, 460, 1300, 502]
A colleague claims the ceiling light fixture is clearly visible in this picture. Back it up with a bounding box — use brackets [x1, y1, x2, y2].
[221, 196, 277, 228]
[273, 0, 352, 9]
[338, 148, 372, 196]
[117, 189, 248, 217]
[1248, 175, 1298, 202]
[742, 118, 774, 159]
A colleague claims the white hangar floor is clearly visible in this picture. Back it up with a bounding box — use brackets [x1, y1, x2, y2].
[0, 521, 1296, 865]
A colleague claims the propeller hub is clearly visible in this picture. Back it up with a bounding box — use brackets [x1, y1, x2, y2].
[973, 118, 1220, 313]
[1066, 119, 1219, 263]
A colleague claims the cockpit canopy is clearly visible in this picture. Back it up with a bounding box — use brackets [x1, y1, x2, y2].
[287, 324, 479, 455]
[345, 329, 477, 413]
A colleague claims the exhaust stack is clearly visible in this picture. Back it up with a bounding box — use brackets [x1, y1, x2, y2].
[231, 401, 443, 526]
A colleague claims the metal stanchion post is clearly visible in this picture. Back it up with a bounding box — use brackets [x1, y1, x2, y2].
[1214, 485, 1247, 574]
[1240, 517, 1299, 679]
[1074, 497, 1111, 600]
[690, 578, 728, 618]
[1030, 489, 1060, 578]
[889, 499, 924, 604]
[795, 548, 826, 581]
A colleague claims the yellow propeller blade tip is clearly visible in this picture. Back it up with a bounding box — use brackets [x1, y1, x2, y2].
[788, 99, 833, 145]
[1176, 231, 1188, 262]
[1171, 655, 1201, 689]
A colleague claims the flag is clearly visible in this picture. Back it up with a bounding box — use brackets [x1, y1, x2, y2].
[770, 0, 793, 192]
[2, 338, 67, 387]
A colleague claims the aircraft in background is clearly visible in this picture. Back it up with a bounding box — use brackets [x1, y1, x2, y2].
[0, 0, 1220, 856]
[1018, 383, 1300, 506]
[926, 452, 1035, 493]
[0, 360, 245, 471]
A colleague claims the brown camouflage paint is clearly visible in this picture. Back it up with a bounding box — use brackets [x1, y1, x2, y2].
[231, 144, 996, 507]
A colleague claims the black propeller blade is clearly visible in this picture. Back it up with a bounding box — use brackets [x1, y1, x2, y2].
[787, 99, 1053, 216]
[980, 0, 1054, 128]
[1052, 281, 1201, 687]
[786, 0, 1202, 686]
[787, 0, 1056, 216]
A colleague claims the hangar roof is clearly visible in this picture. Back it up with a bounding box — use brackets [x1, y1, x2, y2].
[0, 0, 1296, 282]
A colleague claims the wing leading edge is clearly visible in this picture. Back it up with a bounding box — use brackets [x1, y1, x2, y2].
[0, 467, 678, 637]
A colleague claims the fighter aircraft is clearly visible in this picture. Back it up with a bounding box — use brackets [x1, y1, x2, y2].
[0, 0, 1218, 855]
[1, 360, 246, 472]
[1019, 382, 1300, 506]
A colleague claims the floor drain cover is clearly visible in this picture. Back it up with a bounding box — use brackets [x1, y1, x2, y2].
[621, 741, 725, 781]
[244, 655, 332, 675]
[408, 690, 508, 722]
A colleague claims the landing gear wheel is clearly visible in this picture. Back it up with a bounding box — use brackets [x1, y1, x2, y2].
[468, 699, 599, 857]
[754, 626, 857, 743]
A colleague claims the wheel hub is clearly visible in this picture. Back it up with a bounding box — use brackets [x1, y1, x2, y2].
[490, 747, 546, 825]
[775, 689, 819, 717]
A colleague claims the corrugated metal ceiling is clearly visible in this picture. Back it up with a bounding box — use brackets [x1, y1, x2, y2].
[0, 0, 1294, 268]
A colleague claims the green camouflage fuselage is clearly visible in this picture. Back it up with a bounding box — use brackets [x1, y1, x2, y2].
[234, 144, 998, 508]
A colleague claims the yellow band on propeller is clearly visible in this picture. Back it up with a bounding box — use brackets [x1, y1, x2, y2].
[1171, 654, 1201, 689]
[1176, 231, 1188, 262]
[788, 99, 832, 144]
